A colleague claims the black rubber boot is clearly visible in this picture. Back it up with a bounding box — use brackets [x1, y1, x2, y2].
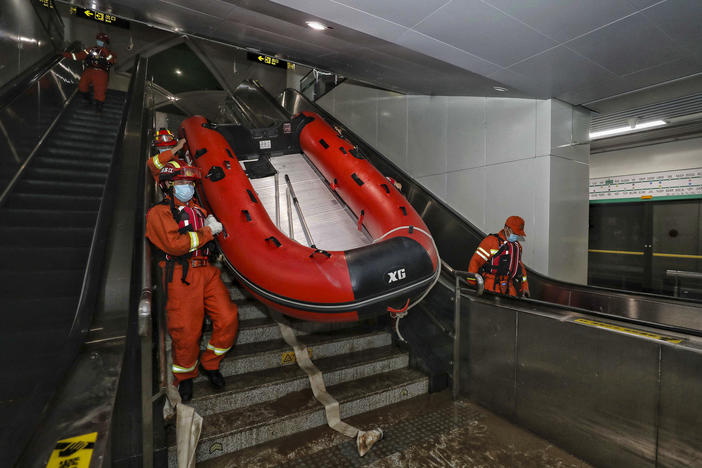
[79, 91, 91, 105]
[178, 379, 193, 402]
[199, 365, 225, 389]
[95, 101, 104, 114]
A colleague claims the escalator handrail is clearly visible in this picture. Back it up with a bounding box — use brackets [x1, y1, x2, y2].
[0, 42, 79, 110]
[279, 87, 702, 307]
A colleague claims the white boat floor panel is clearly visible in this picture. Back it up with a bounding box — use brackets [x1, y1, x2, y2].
[244, 153, 371, 252]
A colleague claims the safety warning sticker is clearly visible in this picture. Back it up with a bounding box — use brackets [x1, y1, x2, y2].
[46, 432, 97, 468]
[574, 318, 684, 344]
[281, 348, 312, 365]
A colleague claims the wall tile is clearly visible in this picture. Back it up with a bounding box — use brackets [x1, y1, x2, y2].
[486, 98, 537, 164]
[530, 156, 551, 275]
[549, 157, 589, 284]
[536, 99, 551, 157]
[446, 166, 487, 232]
[377, 91, 408, 170]
[447, 96, 486, 172]
[407, 95, 447, 178]
[349, 85, 378, 147]
[417, 173, 448, 201]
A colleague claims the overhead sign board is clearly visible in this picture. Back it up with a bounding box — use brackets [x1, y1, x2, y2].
[247, 52, 295, 70]
[38, 0, 54, 9]
[70, 6, 130, 29]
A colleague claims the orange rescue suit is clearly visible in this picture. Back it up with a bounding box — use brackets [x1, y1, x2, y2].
[146, 150, 238, 384]
[468, 230, 529, 297]
[63, 47, 116, 103]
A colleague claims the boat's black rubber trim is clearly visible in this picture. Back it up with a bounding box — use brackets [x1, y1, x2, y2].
[194, 148, 207, 159]
[351, 173, 364, 186]
[319, 138, 329, 149]
[246, 189, 257, 203]
[381, 183, 390, 194]
[242, 209, 251, 222]
[265, 236, 281, 247]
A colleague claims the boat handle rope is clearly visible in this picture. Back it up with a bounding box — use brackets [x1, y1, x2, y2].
[276, 319, 383, 456]
[265, 236, 282, 248]
[374, 225, 442, 342]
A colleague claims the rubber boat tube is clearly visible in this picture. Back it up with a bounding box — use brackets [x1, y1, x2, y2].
[181, 113, 439, 322]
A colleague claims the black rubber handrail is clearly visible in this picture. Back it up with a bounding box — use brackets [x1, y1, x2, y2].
[0, 41, 79, 110]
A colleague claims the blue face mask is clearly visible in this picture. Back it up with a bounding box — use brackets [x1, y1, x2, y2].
[96, 40, 105, 47]
[507, 233, 520, 243]
[174, 184, 194, 202]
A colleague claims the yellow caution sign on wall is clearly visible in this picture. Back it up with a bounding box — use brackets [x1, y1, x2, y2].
[46, 432, 97, 468]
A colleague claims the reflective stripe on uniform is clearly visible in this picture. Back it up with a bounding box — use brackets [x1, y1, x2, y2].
[206, 343, 232, 356]
[490, 249, 498, 254]
[151, 155, 163, 169]
[188, 232, 199, 252]
[171, 161, 181, 168]
[106, 55, 112, 60]
[477, 247, 489, 257]
[522, 276, 527, 282]
[71, 52, 77, 60]
[172, 360, 198, 373]
[476, 250, 488, 261]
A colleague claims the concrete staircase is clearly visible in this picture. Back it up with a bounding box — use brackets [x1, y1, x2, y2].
[166, 274, 429, 465]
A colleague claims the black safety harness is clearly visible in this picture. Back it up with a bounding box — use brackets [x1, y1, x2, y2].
[478, 234, 525, 294]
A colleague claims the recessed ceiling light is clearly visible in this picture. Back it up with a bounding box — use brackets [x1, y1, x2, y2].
[589, 120, 666, 140]
[493, 86, 509, 92]
[174, 69, 182, 76]
[306, 21, 328, 31]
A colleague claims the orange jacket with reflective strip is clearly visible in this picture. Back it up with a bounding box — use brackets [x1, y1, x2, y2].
[467, 230, 529, 295]
[147, 149, 183, 180]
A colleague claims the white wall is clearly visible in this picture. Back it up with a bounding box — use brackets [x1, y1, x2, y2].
[318, 83, 591, 283]
[590, 137, 702, 179]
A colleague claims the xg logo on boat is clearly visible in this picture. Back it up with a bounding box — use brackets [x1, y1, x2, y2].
[387, 268, 406, 284]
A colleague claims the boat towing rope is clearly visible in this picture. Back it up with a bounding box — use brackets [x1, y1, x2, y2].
[276, 320, 384, 456]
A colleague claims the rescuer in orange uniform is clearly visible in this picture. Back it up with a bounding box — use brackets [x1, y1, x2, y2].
[468, 216, 530, 297]
[146, 130, 238, 402]
[63, 32, 116, 112]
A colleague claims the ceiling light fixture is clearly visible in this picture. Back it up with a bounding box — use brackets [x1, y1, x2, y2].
[306, 21, 328, 31]
[589, 119, 667, 140]
[174, 69, 182, 76]
[493, 86, 508, 92]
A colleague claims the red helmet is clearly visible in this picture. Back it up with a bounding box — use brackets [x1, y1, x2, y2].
[96, 32, 110, 44]
[158, 162, 201, 192]
[154, 128, 177, 148]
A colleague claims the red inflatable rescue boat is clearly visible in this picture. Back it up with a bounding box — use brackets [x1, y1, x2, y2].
[180, 112, 439, 322]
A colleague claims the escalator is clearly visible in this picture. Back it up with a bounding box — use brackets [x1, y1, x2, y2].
[0, 54, 132, 466]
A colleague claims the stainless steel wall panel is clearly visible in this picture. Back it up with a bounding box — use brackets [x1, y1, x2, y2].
[446, 96, 486, 172]
[658, 345, 702, 467]
[376, 90, 407, 169]
[446, 166, 487, 233]
[516, 314, 659, 468]
[461, 299, 517, 418]
[486, 97, 536, 164]
[407, 95, 447, 178]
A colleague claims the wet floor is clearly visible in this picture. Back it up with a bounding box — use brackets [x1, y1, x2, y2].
[200, 391, 591, 467]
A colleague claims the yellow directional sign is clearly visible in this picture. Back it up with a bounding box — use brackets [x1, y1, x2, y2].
[84, 10, 93, 17]
[71, 6, 130, 29]
[247, 52, 294, 70]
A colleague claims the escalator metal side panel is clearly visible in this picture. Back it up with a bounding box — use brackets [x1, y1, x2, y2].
[459, 294, 702, 468]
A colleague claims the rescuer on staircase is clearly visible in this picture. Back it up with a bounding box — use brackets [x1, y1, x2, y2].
[467, 216, 530, 298]
[63, 32, 116, 113]
[146, 130, 238, 402]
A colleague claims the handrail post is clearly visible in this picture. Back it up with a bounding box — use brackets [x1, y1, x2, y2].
[284, 174, 316, 248]
[274, 172, 280, 228]
[452, 274, 461, 399]
[286, 187, 294, 240]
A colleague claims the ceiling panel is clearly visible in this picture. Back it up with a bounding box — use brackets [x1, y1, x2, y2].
[483, 0, 640, 42]
[508, 46, 619, 97]
[566, 12, 681, 76]
[413, 0, 557, 67]
[641, 0, 702, 52]
[333, 0, 450, 28]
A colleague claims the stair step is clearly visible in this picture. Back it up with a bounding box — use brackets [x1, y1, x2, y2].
[0, 269, 84, 298]
[0, 209, 98, 228]
[58, 123, 120, 136]
[0, 226, 93, 247]
[34, 156, 111, 172]
[16, 179, 104, 197]
[191, 346, 409, 416]
[168, 368, 428, 464]
[0, 246, 89, 270]
[227, 284, 247, 301]
[205, 328, 391, 378]
[25, 167, 107, 183]
[5, 193, 101, 210]
[41, 146, 112, 160]
[2, 296, 78, 330]
[236, 300, 268, 321]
